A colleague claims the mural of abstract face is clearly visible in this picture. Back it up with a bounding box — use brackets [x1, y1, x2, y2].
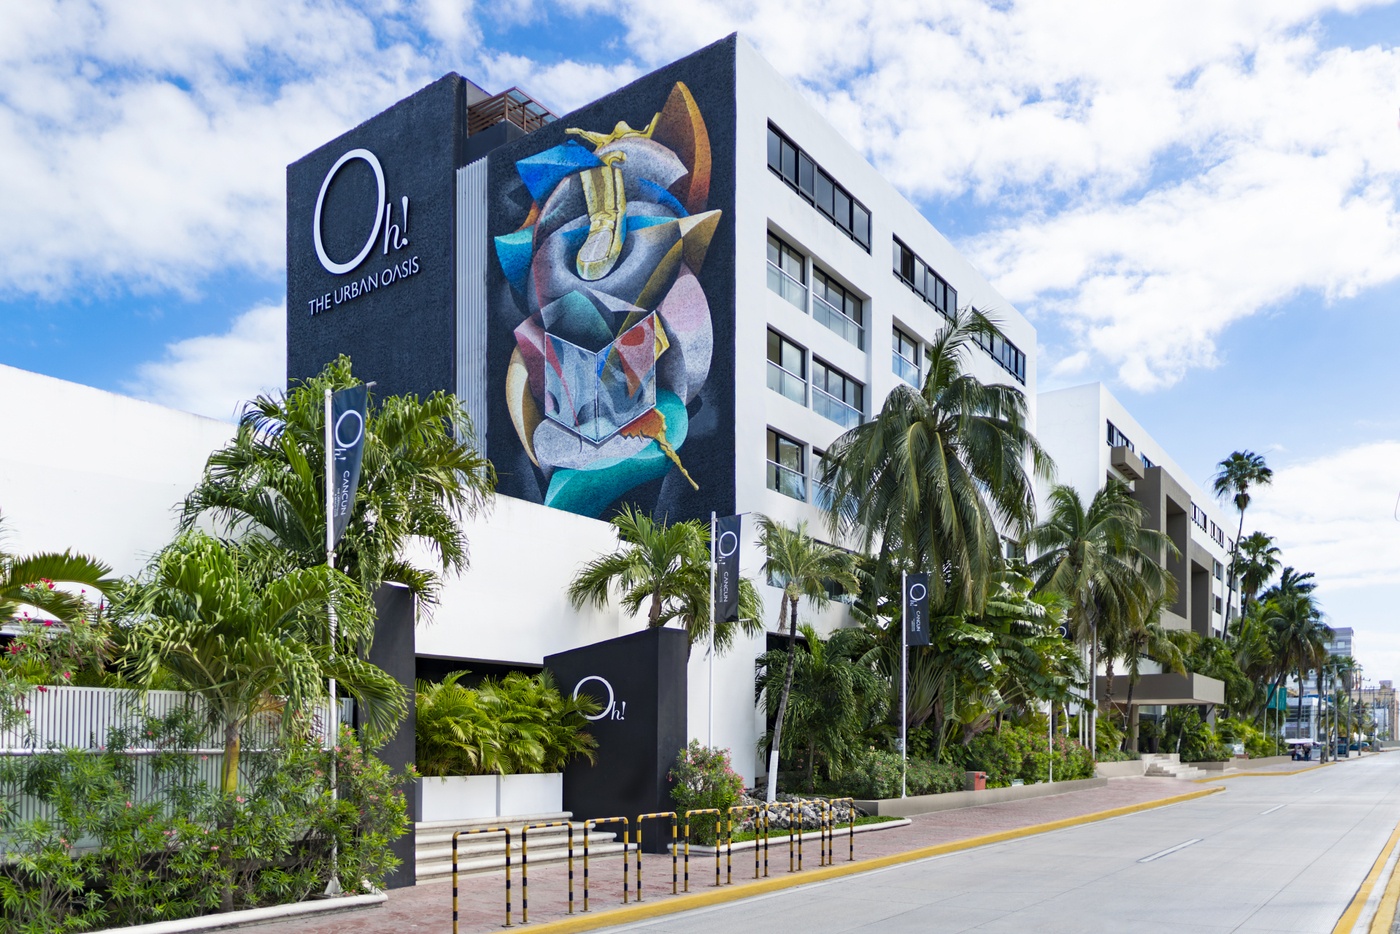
[493, 82, 719, 518]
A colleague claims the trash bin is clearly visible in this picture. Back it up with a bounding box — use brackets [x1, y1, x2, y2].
[964, 771, 987, 791]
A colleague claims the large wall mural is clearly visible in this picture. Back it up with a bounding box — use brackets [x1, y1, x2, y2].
[487, 41, 736, 522]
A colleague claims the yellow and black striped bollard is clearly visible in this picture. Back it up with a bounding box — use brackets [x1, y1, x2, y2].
[829, 797, 856, 861]
[682, 808, 722, 890]
[452, 826, 512, 931]
[583, 816, 630, 908]
[520, 820, 574, 923]
[634, 811, 678, 901]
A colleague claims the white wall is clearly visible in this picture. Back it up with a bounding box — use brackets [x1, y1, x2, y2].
[0, 364, 233, 578]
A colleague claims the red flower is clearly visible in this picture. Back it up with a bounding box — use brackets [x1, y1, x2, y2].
[36, 686, 48, 693]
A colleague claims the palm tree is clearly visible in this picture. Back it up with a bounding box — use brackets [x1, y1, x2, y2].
[1233, 531, 1281, 615]
[124, 532, 407, 795]
[568, 506, 762, 654]
[754, 624, 885, 792]
[1264, 588, 1329, 747]
[180, 355, 495, 613]
[756, 516, 858, 803]
[1116, 595, 1190, 751]
[1212, 452, 1273, 626]
[1026, 482, 1176, 754]
[820, 309, 1050, 615]
[0, 511, 115, 624]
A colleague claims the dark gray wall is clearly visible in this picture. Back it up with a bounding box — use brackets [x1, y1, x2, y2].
[286, 74, 467, 401]
[544, 627, 688, 853]
[366, 583, 416, 889]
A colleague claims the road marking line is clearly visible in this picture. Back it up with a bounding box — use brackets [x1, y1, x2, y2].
[511, 786, 1225, 934]
[1138, 839, 1202, 863]
[1331, 816, 1400, 933]
[1368, 827, 1400, 933]
[1260, 805, 1286, 815]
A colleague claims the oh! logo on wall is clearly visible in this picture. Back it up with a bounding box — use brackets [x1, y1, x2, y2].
[573, 676, 627, 721]
[306, 147, 421, 317]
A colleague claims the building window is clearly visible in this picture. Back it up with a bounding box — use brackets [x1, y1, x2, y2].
[766, 232, 807, 311]
[892, 326, 921, 387]
[767, 124, 871, 251]
[1106, 421, 1134, 452]
[767, 330, 807, 405]
[767, 430, 806, 501]
[812, 449, 835, 511]
[1214, 560, 1225, 582]
[970, 325, 1028, 385]
[1214, 596, 1223, 615]
[812, 269, 864, 349]
[812, 358, 864, 429]
[892, 236, 957, 319]
[1190, 503, 1209, 534]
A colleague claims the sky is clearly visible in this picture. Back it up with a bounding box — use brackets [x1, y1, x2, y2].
[2, 0, 1398, 683]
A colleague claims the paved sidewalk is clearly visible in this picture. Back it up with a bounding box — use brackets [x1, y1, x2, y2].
[231, 776, 1204, 934]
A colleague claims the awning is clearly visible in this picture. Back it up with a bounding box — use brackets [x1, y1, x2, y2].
[1098, 672, 1226, 706]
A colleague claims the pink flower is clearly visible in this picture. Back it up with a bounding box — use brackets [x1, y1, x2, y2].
[236, 796, 245, 804]
[62, 672, 71, 680]
[43, 620, 53, 627]
[211, 845, 219, 851]
[125, 801, 132, 809]
[36, 685, 48, 693]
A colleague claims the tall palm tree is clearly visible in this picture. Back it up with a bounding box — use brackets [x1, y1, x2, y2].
[1116, 595, 1190, 751]
[1264, 588, 1329, 746]
[754, 624, 885, 792]
[180, 355, 495, 613]
[124, 532, 406, 794]
[820, 309, 1050, 615]
[756, 516, 858, 803]
[568, 506, 763, 654]
[1026, 482, 1176, 754]
[0, 511, 115, 624]
[1212, 451, 1273, 626]
[1233, 531, 1281, 615]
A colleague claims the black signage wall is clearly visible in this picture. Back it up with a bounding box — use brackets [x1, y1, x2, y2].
[363, 583, 416, 889]
[544, 627, 688, 852]
[286, 74, 468, 401]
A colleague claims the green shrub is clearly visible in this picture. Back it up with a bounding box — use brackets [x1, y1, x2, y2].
[906, 758, 963, 795]
[959, 726, 1095, 786]
[832, 748, 904, 799]
[1214, 717, 1280, 758]
[414, 670, 598, 776]
[669, 742, 744, 845]
[1165, 709, 1231, 762]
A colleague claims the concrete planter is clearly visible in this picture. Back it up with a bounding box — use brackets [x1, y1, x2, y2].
[416, 773, 563, 822]
[855, 776, 1107, 817]
[1095, 759, 1147, 778]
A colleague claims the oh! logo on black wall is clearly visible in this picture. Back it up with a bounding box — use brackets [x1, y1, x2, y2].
[573, 676, 628, 721]
[307, 147, 421, 316]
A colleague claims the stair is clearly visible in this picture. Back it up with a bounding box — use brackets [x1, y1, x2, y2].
[1140, 753, 1207, 780]
[415, 812, 632, 881]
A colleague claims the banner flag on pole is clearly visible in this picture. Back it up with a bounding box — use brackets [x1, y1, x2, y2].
[904, 572, 931, 647]
[329, 385, 368, 550]
[714, 514, 742, 623]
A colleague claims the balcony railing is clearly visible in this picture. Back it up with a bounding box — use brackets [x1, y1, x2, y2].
[767, 460, 807, 501]
[892, 352, 921, 387]
[767, 362, 806, 405]
[812, 293, 863, 348]
[466, 88, 557, 135]
[767, 263, 807, 311]
[813, 387, 862, 429]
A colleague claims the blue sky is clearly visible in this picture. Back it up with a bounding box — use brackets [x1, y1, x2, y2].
[3, 0, 1398, 679]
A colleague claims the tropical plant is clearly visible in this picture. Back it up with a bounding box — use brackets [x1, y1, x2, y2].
[568, 506, 762, 654]
[819, 308, 1050, 615]
[0, 511, 115, 627]
[414, 670, 598, 776]
[755, 517, 859, 802]
[122, 532, 406, 793]
[1026, 481, 1176, 755]
[1261, 585, 1329, 747]
[179, 355, 494, 613]
[1113, 595, 1190, 751]
[754, 624, 885, 792]
[1233, 531, 1281, 615]
[1212, 451, 1273, 626]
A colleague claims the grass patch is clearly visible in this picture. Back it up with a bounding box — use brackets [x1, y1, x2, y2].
[720, 814, 900, 845]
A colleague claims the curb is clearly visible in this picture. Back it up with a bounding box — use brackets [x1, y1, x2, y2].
[1195, 762, 1336, 782]
[507, 785, 1225, 934]
[1367, 824, 1400, 933]
[1332, 817, 1400, 933]
[673, 818, 912, 855]
[93, 893, 386, 934]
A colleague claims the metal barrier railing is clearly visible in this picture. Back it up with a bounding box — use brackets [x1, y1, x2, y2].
[787, 801, 803, 872]
[829, 797, 856, 862]
[812, 798, 832, 866]
[634, 811, 678, 900]
[726, 804, 769, 882]
[682, 808, 722, 891]
[583, 817, 630, 909]
[520, 821, 574, 923]
[452, 826, 512, 930]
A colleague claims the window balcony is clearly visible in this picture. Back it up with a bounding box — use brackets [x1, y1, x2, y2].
[813, 387, 862, 429]
[766, 263, 807, 312]
[812, 292, 863, 349]
[767, 362, 806, 405]
[767, 460, 807, 501]
[892, 353, 921, 387]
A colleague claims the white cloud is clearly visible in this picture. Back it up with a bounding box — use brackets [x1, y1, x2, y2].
[125, 301, 285, 421]
[1248, 440, 1400, 592]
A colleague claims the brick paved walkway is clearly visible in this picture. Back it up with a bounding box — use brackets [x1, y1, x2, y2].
[231, 776, 1204, 934]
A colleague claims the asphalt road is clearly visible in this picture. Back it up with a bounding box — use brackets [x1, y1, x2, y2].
[602, 755, 1400, 934]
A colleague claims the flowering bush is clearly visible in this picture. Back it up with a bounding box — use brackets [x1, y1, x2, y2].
[669, 741, 744, 845]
